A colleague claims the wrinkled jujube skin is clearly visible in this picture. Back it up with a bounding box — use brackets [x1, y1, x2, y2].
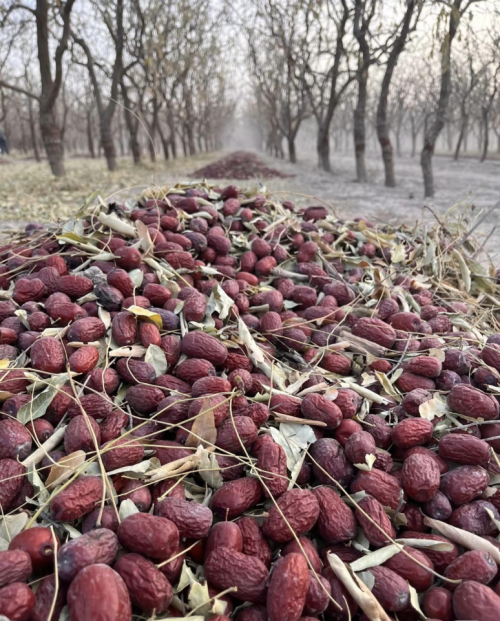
[5, 181, 500, 620]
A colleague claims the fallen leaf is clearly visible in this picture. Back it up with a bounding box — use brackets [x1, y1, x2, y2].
[186, 399, 217, 448]
[45, 451, 87, 489]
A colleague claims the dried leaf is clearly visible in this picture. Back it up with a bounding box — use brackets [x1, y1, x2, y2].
[106, 460, 152, 477]
[409, 584, 425, 618]
[45, 451, 87, 489]
[119, 499, 139, 521]
[238, 317, 286, 390]
[356, 571, 375, 591]
[395, 538, 454, 552]
[197, 448, 223, 489]
[0, 513, 28, 542]
[419, 394, 449, 421]
[374, 371, 401, 402]
[327, 553, 392, 621]
[485, 507, 500, 532]
[97, 211, 137, 237]
[391, 244, 406, 264]
[127, 305, 162, 329]
[270, 423, 316, 472]
[129, 269, 144, 289]
[423, 516, 500, 565]
[136, 220, 154, 254]
[208, 284, 234, 321]
[27, 462, 49, 504]
[429, 347, 446, 361]
[98, 306, 111, 329]
[145, 344, 168, 377]
[41, 326, 69, 338]
[176, 561, 197, 593]
[350, 545, 402, 571]
[109, 345, 147, 357]
[452, 249, 471, 293]
[186, 399, 217, 448]
[354, 453, 377, 472]
[341, 380, 389, 405]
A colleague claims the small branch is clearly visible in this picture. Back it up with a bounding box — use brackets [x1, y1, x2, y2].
[0, 80, 40, 101]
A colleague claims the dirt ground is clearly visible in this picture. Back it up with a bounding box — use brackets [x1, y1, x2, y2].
[1, 148, 499, 257]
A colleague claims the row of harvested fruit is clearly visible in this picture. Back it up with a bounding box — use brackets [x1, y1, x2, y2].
[0, 183, 498, 620]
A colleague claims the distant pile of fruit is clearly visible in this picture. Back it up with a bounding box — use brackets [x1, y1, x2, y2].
[193, 151, 293, 180]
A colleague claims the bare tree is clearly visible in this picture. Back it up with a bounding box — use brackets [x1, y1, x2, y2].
[421, 0, 485, 198]
[246, 1, 310, 163]
[352, 0, 380, 182]
[305, 0, 355, 172]
[375, 0, 421, 187]
[73, 0, 124, 171]
[0, 0, 76, 175]
[478, 38, 500, 162]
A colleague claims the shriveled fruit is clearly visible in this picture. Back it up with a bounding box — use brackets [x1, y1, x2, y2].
[67, 564, 132, 621]
[58, 528, 119, 581]
[263, 489, 320, 543]
[453, 581, 500, 621]
[155, 497, 213, 539]
[0, 550, 32, 587]
[51, 476, 103, 522]
[0, 582, 35, 621]
[267, 553, 309, 621]
[312, 486, 356, 543]
[205, 548, 268, 603]
[117, 512, 179, 561]
[384, 546, 434, 591]
[114, 553, 173, 614]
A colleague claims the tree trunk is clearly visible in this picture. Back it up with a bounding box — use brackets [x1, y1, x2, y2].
[317, 125, 331, 172]
[353, 64, 368, 183]
[166, 109, 176, 159]
[395, 128, 402, 158]
[421, 0, 463, 198]
[121, 82, 141, 165]
[128, 123, 141, 164]
[86, 110, 96, 158]
[186, 124, 196, 156]
[420, 145, 434, 199]
[454, 113, 467, 161]
[288, 136, 297, 163]
[101, 119, 117, 171]
[376, 1, 417, 187]
[480, 107, 488, 162]
[410, 116, 417, 157]
[181, 130, 188, 157]
[39, 107, 65, 176]
[158, 123, 170, 160]
[28, 99, 41, 162]
[446, 121, 453, 151]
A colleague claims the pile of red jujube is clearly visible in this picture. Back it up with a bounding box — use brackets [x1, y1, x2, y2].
[0, 183, 499, 621]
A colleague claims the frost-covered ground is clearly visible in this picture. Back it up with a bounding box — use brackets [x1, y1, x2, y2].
[257, 150, 500, 261]
[1, 148, 499, 259]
